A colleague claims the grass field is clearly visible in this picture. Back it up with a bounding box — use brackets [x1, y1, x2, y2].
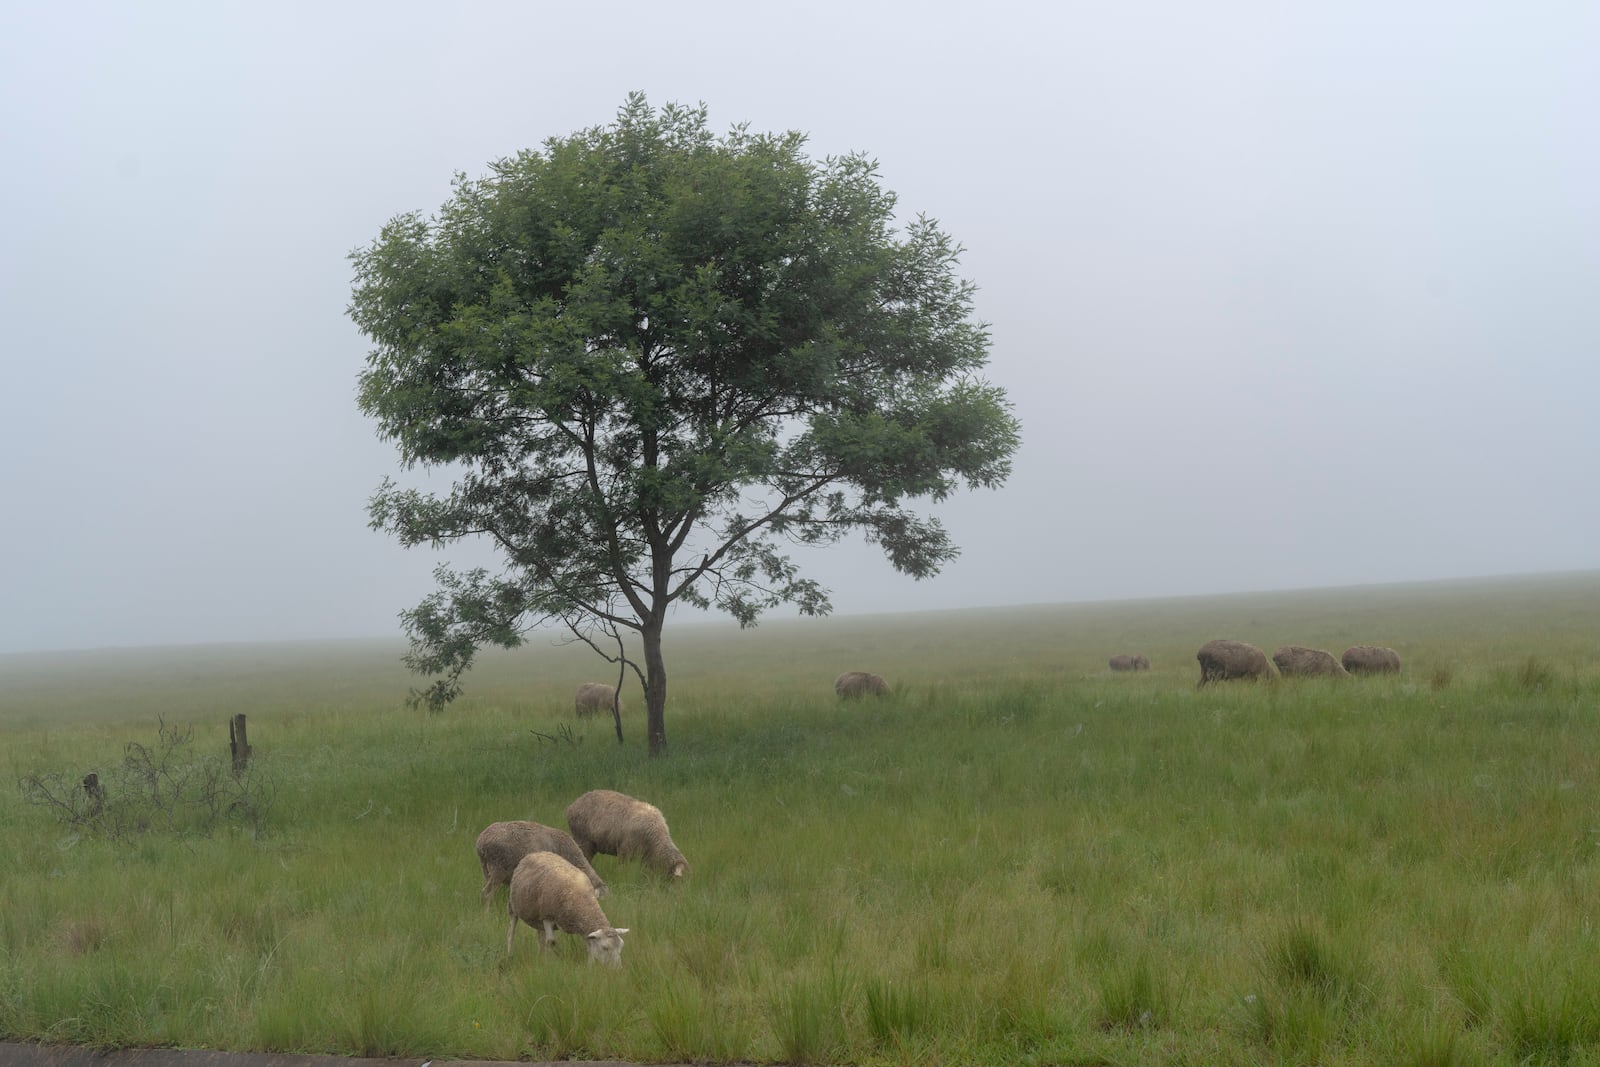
[3, 571, 1600, 1065]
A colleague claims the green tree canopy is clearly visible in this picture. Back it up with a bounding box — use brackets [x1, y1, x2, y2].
[350, 94, 1019, 754]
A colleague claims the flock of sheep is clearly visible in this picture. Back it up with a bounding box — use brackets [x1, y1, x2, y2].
[523, 647, 1394, 965]
[1106, 641, 1403, 684]
[500, 670, 892, 966]
[479, 788, 688, 966]
[574, 670, 894, 718]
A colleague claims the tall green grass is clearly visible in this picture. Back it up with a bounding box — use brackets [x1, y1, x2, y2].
[3, 572, 1600, 1064]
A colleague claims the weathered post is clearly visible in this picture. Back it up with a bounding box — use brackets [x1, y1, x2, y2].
[229, 714, 252, 771]
[82, 772, 104, 815]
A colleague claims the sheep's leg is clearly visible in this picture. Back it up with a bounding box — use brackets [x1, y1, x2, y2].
[541, 920, 558, 950]
[480, 874, 495, 907]
[506, 915, 519, 955]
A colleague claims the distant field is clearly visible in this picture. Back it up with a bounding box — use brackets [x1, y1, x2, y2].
[3, 572, 1599, 1065]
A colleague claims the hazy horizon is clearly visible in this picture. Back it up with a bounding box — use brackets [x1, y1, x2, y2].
[3, 2, 1595, 656]
[3, 567, 1592, 660]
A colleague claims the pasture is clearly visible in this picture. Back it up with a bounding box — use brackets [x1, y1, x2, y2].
[3, 572, 1600, 1065]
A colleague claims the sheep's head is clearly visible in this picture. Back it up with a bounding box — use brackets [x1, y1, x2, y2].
[660, 843, 689, 879]
[585, 926, 628, 966]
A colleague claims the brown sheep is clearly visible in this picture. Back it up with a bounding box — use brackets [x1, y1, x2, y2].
[834, 671, 890, 698]
[1196, 639, 1275, 685]
[566, 789, 688, 878]
[1342, 645, 1401, 674]
[1108, 654, 1151, 672]
[506, 851, 628, 965]
[574, 682, 621, 718]
[476, 820, 607, 905]
[1272, 645, 1350, 678]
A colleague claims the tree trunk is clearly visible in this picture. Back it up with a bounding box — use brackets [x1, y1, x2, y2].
[610, 634, 626, 745]
[642, 619, 668, 756]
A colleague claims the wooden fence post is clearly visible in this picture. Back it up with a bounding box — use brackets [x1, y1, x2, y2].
[82, 772, 104, 815]
[229, 714, 252, 771]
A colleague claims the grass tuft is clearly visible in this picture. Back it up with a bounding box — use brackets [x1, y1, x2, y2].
[1511, 654, 1559, 692]
[1234, 987, 1336, 1059]
[645, 975, 751, 1063]
[769, 968, 854, 1065]
[1401, 1016, 1484, 1067]
[863, 976, 936, 1046]
[1095, 953, 1168, 1031]
[1264, 918, 1368, 1005]
[1502, 974, 1600, 1063]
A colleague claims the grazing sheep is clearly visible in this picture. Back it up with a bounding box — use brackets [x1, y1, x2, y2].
[1109, 654, 1151, 672]
[566, 788, 688, 878]
[834, 671, 890, 698]
[476, 820, 607, 905]
[1272, 645, 1350, 678]
[506, 851, 628, 965]
[575, 682, 621, 718]
[1342, 645, 1402, 674]
[1196, 639, 1275, 686]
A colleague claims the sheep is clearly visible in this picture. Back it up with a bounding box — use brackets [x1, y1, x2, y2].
[1342, 645, 1402, 674]
[834, 670, 890, 698]
[506, 850, 628, 965]
[566, 788, 688, 879]
[1271, 645, 1350, 678]
[1108, 654, 1151, 672]
[1196, 639, 1275, 685]
[476, 820, 607, 905]
[574, 681, 621, 718]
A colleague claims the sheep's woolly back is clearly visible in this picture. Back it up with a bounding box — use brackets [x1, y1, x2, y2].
[506, 851, 626, 964]
[1342, 645, 1402, 674]
[835, 671, 889, 698]
[476, 821, 608, 902]
[574, 682, 621, 718]
[1272, 645, 1349, 678]
[1196, 639, 1274, 685]
[566, 789, 689, 878]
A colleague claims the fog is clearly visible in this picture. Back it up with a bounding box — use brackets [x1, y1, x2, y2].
[2, 2, 1595, 654]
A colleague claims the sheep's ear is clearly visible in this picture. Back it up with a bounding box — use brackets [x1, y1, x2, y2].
[586, 929, 604, 941]
[613, 928, 630, 935]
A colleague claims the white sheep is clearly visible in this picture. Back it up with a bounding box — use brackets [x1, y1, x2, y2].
[506, 850, 629, 965]
[565, 788, 688, 879]
[574, 682, 621, 718]
[475, 820, 608, 905]
[834, 671, 890, 698]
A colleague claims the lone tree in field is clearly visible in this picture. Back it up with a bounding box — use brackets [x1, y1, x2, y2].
[350, 95, 1019, 755]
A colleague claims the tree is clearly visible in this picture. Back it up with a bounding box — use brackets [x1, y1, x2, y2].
[349, 94, 1019, 755]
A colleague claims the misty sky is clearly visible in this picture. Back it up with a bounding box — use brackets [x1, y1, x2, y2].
[2, 2, 1596, 655]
